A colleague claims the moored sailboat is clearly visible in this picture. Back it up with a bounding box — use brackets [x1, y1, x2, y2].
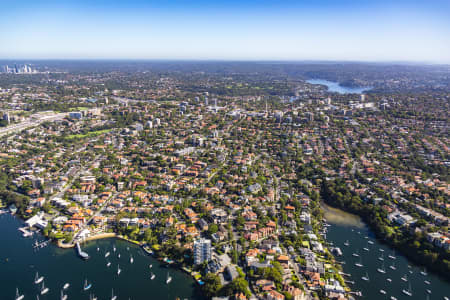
[402, 282, 412, 296]
[388, 250, 396, 260]
[111, 289, 117, 300]
[60, 289, 68, 300]
[15, 288, 24, 300]
[361, 272, 369, 281]
[34, 272, 44, 284]
[40, 281, 49, 295]
[355, 256, 363, 267]
[377, 261, 386, 274]
[83, 279, 92, 291]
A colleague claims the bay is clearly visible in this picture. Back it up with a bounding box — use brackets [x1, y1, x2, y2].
[323, 204, 450, 300]
[0, 213, 202, 300]
[306, 79, 372, 94]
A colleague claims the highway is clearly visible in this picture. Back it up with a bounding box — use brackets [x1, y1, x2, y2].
[0, 112, 68, 137]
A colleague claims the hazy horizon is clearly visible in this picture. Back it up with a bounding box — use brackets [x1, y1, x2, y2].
[1, 0, 450, 63]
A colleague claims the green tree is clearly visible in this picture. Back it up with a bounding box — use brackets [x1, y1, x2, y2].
[202, 273, 222, 297]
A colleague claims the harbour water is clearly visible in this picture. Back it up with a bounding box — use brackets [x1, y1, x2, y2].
[323, 204, 450, 300]
[306, 79, 372, 94]
[0, 213, 202, 300]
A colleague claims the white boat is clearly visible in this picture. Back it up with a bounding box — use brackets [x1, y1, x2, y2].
[389, 261, 396, 270]
[35, 271, 44, 284]
[380, 290, 386, 295]
[387, 278, 392, 282]
[427, 289, 432, 294]
[118, 254, 121, 258]
[363, 242, 369, 251]
[60, 289, 68, 300]
[97, 247, 100, 252]
[130, 255, 134, 264]
[90, 294, 98, 300]
[402, 283, 412, 296]
[41, 281, 49, 295]
[388, 250, 396, 259]
[361, 272, 369, 281]
[107, 262, 111, 267]
[377, 262, 386, 274]
[151, 272, 156, 280]
[83, 279, 92, 291]
[368, 240, 374, 245]
[355, 256, 363, 267]
[149, 264, 153, 269]
[113, 246, 116, 252]
[420, 268, 428, 276]
[15, 288, 24, 300]
[105, 251, 110, 258]
[117, 264, 121, 276]
[352, 249, 360, 257]
[390, 297, 397, 300]
[111, 289, 117, 300]
[378, 253, 384, 261]
[166, 272, 172, 284]
[444, 297, 449, 300]
[63, 283, 70, 290]
[401, 274, 408, 282]
[379, 248, 384, 252]
[344, 240, 350, 246]
[424, 280, 431, 285]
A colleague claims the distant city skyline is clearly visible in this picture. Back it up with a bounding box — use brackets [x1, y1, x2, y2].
[1, 0, 450, 63]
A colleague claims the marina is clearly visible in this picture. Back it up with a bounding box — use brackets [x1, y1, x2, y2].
[323, 203, 450, 300]
[0, 213, 202, 300]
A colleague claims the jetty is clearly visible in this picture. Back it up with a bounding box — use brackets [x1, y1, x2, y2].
[76, 242, 90, 260]
[33, 240, 50, 249]
[19, 227, 33, 237]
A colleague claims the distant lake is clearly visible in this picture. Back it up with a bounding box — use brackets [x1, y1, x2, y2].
[0, 213, 202, 300]
[306, 79, 372, 94]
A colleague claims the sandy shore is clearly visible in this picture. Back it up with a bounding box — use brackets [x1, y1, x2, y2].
[57, 232, 117, 248]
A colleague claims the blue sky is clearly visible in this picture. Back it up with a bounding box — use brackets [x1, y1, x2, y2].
[1, 0, 449, 62]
